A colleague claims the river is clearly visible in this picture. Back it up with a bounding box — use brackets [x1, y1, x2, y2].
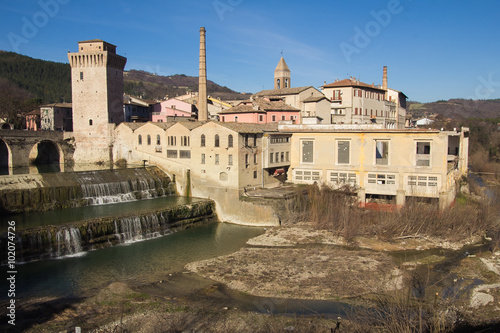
[5, 221, 264, 299]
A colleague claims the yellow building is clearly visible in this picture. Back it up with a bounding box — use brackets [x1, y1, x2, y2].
[280, 124, 469, 208]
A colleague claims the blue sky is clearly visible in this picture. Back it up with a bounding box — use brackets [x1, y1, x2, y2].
[0, 0, 499, 102]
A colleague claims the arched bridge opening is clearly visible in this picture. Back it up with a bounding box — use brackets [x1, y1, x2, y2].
[29, 140, 63, 173]
[0, 139, 10, 175]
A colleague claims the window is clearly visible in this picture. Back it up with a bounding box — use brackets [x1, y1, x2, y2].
[253, 134, 257, 147]
[201, 153, 205, 164]
[375, 140, 389, 165]
[228, 154, 233, 165]
[179, 150, 191, 159]
[234, 116, 238, 122]
[367, 173, 396, 185]
[280, 152, 284, 163]
[167, 150, 178, 158]
[181, 136, 190, 147]
[329, 172, 357, 186]
[286, 151, 289, 162]
[275, 152, 279, 163]
[281, 115, 286, 121]
[80, 72, 83, 80]
[253, 171, 258, 179]
[138, 135, 142, 145]
[254, 153, 258, 164]
[201, 134, 206, 147]
[259, 115, 264, 122]
[228, 134, 233, 148]
[156, 134, 161, 145]
[301, 140, 314, 163]
[215, 154, 219, 165]
[284, 78, 288, 88]
[168, 136, 176, 146]
[270, 153, 274, 164]
[244, 134, 249, 147]
[147, 135, 151, 145]
[215, 134, 220, 147]
[272, 115, 276, 122]
[337, 141, 350, 164]
[222, 116, 225, 122]
[245, 154, 249, 167]
[416, 142, 431, 166]
[333, 90, 342, 100]
[277, 79, 280, 89]
[89, 119, 93, 126]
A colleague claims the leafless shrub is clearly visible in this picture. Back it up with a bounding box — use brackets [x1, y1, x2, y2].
[277, 184, 499, 243]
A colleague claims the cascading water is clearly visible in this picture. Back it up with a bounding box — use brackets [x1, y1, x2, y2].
[79, 173, 168, 205]
[114, 213, 167, 243]
[55, 227, 83, 257]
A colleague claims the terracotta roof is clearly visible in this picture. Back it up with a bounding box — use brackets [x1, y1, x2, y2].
[253, 86, 315, 97]
[322, 79, 385, 91]
[303, 95, 328, 103]
[275, 57, 290, 72]
[175, 121, 204, 130]
[120, 122, 145, 131]
[219, 98, 299, 115]
[217, 122, 279, 133]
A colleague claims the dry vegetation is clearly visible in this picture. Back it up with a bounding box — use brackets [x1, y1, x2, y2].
[275, 184, 500, 245]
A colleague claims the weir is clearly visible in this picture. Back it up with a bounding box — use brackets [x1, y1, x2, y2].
[0, 166, 218, 264]
[0, 166, 175, 213]
[1, 199, 217, 264]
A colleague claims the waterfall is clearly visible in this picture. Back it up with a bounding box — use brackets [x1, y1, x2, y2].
[55, 227, 83, 257]
[79, 173, 168, 205]
[114, 213, 168, 243]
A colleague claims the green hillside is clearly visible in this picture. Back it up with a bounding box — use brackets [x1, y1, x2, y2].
[0, 51, 71, 103]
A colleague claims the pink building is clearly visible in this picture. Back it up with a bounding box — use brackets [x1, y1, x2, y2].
[152, 98, 197, 122]
[25, 109, 41, 131]
[219, 98, 299, 124]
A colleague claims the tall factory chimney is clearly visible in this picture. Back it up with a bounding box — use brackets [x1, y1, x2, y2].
[198, 27, 208, 122]
[382, 66, 388, 90]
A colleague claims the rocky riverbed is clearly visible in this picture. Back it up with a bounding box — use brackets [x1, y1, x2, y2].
[10, 223, 500, 332]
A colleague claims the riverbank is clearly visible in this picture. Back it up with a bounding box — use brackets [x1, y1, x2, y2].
[13, 222, 500, 332]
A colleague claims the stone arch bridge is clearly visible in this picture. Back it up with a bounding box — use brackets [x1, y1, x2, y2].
[0, 130, 74, 171]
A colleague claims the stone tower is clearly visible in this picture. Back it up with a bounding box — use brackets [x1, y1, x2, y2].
[274, 57, 290, 90]
[68, 39, 127, 165]
[198, 27, 208, 122]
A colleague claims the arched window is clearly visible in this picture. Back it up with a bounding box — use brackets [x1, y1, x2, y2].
[277, 79, 280, 89]
[228, 134, 233, 148]
[156, 134, 161, 145]
[147, 134, 151, 145]
[89, 119, 93, 126]
[138, 134, 142, 145]
[284, 78, 288, 88]
[201, 134, 206, 147]
[215, 134, 220, 147]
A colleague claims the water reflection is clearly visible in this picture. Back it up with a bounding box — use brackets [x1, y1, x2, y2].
[1, 223, 264, 299]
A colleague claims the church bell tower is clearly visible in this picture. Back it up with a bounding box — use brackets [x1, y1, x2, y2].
[274, 56, 290, 90]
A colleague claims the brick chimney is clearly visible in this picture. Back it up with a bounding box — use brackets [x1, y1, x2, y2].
[382, 66, 388, 90]
[198, 27, 208, 122]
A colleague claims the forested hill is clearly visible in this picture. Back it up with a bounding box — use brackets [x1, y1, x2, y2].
[0, 51, 250, 104]
[123, 70, 250, 101]
[0, 51, 71, 103]
[408, 99, 500, 120]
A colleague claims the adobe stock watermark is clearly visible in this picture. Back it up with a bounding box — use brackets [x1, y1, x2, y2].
[468, 71, 499, 100]
[213, 0, 243, 21]
[7, 0, 70, 53]
[340, 0, 408, 64]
